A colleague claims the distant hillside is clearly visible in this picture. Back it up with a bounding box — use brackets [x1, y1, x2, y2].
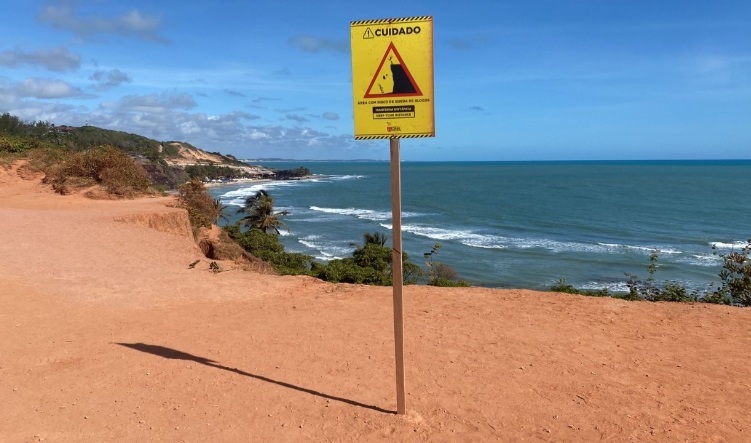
[51, 126, 246, 168]
[47, 125, 273, 187]
[1, 113, 306, 189]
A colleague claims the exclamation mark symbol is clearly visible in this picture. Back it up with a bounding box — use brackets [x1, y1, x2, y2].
[363, 28, 374, 39]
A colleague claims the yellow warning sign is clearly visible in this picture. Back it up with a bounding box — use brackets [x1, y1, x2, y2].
[350, 16, 434, 139]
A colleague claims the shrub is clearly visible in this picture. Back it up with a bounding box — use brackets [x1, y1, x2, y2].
[49, 145, 151, 197]
[714, 239, 751, 306]
[224, 225, 313, 275]
[0, 134, 37, 154]
[623, 251, 698, 302]
[24, 146, 70, 172]
[178, 178, 224, 232]
[311, 258, 389, 284]
[645, 281, 698, 303]
[141, 159, 190, 189]
[550, 278, 609, 297]
[311, 232, 422, 286]
[308, 239, 431, 287]
[423, 243, 469, 287]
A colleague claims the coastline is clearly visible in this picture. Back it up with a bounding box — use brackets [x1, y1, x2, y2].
[2, 166, 750, 442]
[201, 177, 273, 189]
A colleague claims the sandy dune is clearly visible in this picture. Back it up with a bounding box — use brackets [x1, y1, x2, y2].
[1, 164, 750, 442]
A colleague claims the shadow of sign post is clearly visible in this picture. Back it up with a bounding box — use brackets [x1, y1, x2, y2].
[115, 342, 393, 414]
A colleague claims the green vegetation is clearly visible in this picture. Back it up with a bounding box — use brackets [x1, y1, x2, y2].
[1, 113, 57, 161]
[237, 190, 289, 234]
[2, 114, 157, 198]
[177, 178, 227, 233]
[553, 242, 751, 306]
[140, 160, 190, 190]
[1, 113, 52, 139]
[714, 240, 751, 306]
[1, 113, 189, 189]
[423, 243, 469, 287]
[0, 134, 54, 155]
[223, 190, 430, 284]
[261, 166, 312, 180]
[55, 125, 161, 158]
[185, 164, 254, 181]
[224, 225, 313, 275]
[47, 145, 152, 197]
[310, 232, 421, 285]
[175, 180, 468, 287]
[549, 279, 611, 297]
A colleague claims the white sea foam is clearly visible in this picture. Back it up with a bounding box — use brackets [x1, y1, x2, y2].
[508, 238, 609, 253]
[297, 235, 350, 261]
[220, 181, 300, 206]
[328, 174, 365, 181]
[578, 281, 631, 293]
[387, 224, 613, 253]
[297, 239, 317, 249]
[597, 242, 681, 255]
[308, 206, 424, 221]
[578, 278, 713, 295]
[301, 174, 364, 184]
[676, 254, 722, 267]
[311, 206, 391, 221]
[710, 240, 749, 249]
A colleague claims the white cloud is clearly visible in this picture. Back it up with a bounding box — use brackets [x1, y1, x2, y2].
[14, 78, 87, 99]
[0, 46, 81, 72]
[114, 92, 197, 113]
[38, 4, 168, 43]
[6, 100, 86, 125]
[89, 69, 132, 90]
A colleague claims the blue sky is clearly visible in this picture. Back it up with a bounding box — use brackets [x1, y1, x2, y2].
[1, 1, 749, 161]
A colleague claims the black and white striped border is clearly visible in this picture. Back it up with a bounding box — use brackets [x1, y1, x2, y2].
[351, 16, 432, 26]
[355, 134, 434, 140]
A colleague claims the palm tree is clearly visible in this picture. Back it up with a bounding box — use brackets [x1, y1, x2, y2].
[363, 232, 389, 246]
[350, 232, 389, 248]
[210, 198, 230, 224]
[237, 189, 289, 234]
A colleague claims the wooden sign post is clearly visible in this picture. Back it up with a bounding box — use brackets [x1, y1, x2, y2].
[351, 15, 434, 415]
[390, 136, 406, 414]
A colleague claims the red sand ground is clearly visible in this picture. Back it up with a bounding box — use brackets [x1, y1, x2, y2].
[1, 164, 750, 442]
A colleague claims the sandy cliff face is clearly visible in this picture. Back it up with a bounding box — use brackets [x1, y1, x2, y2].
[165, 143, 227, 165]
[114, 211, 194, 239]
[163, 142, 273, 176]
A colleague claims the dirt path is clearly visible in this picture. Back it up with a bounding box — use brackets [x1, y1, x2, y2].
[2, 165, 750, 442]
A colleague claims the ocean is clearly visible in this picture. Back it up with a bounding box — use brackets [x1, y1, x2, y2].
[209, 160, 751, 293]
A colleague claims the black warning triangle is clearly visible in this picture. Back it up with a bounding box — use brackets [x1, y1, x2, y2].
[364, 42, 422, 98]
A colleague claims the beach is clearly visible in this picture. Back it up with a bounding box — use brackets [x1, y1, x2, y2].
[2, 164, 750, 442]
